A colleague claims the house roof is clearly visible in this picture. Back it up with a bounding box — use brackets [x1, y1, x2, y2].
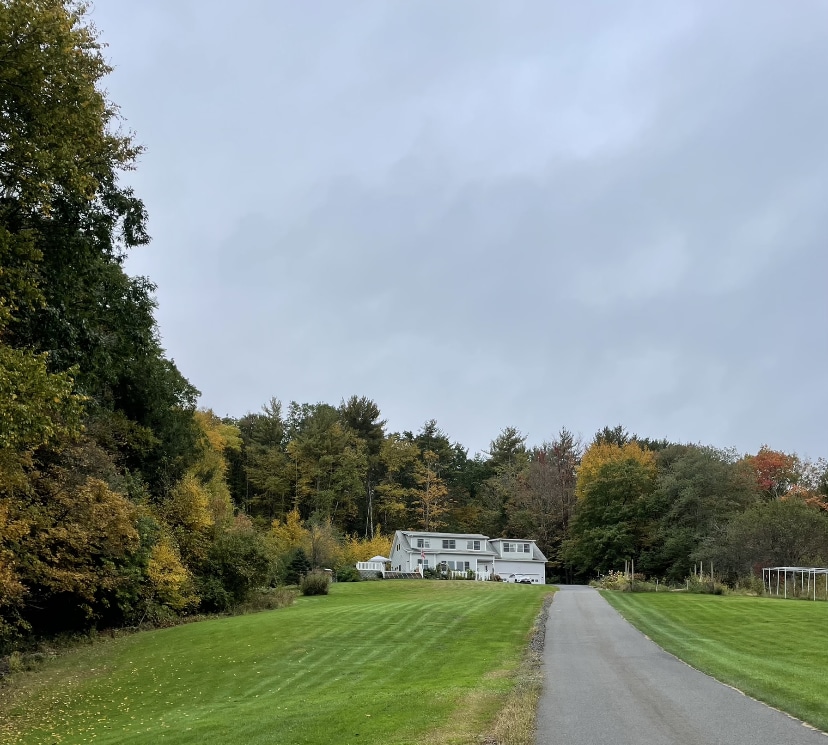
[390, 529, 548, 563]
[399, 530, 489, 539]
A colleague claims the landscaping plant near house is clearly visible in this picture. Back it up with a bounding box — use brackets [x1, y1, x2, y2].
[299, 569, 331, 595]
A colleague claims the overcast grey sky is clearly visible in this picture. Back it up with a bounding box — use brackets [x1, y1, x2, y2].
[91, 1, 828, 458]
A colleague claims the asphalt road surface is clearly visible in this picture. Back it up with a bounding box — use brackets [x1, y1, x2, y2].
[535, 585, 826, 745]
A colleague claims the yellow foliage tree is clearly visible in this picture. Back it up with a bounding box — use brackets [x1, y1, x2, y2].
[0, 500, 27, 631]
[576, 442, 656, 500]
[191, 409, 240, 526]
[146, 533, 198, 611]
[22, 475, 139, 615]
[342, 531, 393, 566]
[270, 508, 309, 557]
[163, 409, 243, 561]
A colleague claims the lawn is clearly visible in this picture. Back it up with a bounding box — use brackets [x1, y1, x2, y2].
[603, 591, 828, 732]
[0, 581, 550, 745]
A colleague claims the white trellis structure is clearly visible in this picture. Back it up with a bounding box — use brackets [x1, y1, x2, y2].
[763, 566, 828, 600]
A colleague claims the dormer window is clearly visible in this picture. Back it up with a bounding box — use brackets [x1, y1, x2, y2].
[442, 539, 456, 549]
[502, 542, 531, 553]
[466, 540, 481, 550]
[416, 538, 430, 548]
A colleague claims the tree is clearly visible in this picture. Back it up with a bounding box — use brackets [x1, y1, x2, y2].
[374, 434, 420, 530]
[237, 399, 292, 519]
[0, 0, 201, 497]
[284, 548, 312, 585]
[286, 405, 367, 525]
[592, 425, 631, 448]
[641, 445, 759, 581]
[507, 429, 581, 575]
[576, 441, 654, 500]
[198, 515, 273, 611]
[698, 500, 828, 578]
[339, 395, 386, 537]
[415, 450, 449, 531]
[743, 446, 800, 500]
[564, 441, 657, 577]
[486, 426, 528, 470]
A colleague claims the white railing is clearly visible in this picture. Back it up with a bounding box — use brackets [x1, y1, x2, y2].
[356, 561, 385, 572]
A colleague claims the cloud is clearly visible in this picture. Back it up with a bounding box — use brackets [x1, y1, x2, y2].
[93, 0, 827, 457]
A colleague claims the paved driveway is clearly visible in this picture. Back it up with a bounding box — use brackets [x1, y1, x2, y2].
[535, 585, 825, 745]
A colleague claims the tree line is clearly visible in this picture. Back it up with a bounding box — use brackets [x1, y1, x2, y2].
[2, 1, 828, 652]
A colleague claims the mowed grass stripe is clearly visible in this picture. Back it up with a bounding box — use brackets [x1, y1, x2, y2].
[1, 581, 549, 745]
[603, 592, 828, 732]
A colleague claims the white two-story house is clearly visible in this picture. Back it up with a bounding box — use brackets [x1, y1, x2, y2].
[387, 530, 547, 583]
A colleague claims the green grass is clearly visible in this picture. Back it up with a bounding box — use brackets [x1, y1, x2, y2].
[603, 591, 828, 732]
[0, 581, 550, 745]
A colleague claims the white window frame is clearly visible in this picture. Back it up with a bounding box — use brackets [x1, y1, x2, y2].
[442, 539, 456, 549]
[466, 540, 481, 550]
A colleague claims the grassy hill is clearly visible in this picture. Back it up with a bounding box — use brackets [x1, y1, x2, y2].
[0, 581, 550, 745]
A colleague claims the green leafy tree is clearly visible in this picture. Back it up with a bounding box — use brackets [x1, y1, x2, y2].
[236, 399, 292, 520]
[476, 427, 529, 537]
[198, 516, 273, 611]
[507, 428, 581, 576]
[640, 445, 758, 581]
[339, 395, 386, 537]
[564, 444, 657, 577]
[374, 434, 420, 530]
[697, 500, 828, 579]
[284, 404, 367, 526]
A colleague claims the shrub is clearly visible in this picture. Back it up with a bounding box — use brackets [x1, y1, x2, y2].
[300, 569, 330, 596]
[240, 587, 297, 612]
[197, 575, 234, 613]
[335, 566, 362, 582]
[730, 574, 766, 596]
[685, 575, 728, 595]
[590, 571, 664, 592]
[7, 651, 23, 673]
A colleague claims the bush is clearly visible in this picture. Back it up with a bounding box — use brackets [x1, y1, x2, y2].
[730, 574, 766, 596]
[590, 571, 663, 592]
[300, 569, 330, 596]
[197, 575, 234, 613]
[335, 566, 362, 582]
[239, 587, 297, 612]
[685, 575, 728, 595]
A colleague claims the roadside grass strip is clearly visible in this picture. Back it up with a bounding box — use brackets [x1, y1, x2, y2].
[602, 592, 828, 733]
[0, 581, 550, 745]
